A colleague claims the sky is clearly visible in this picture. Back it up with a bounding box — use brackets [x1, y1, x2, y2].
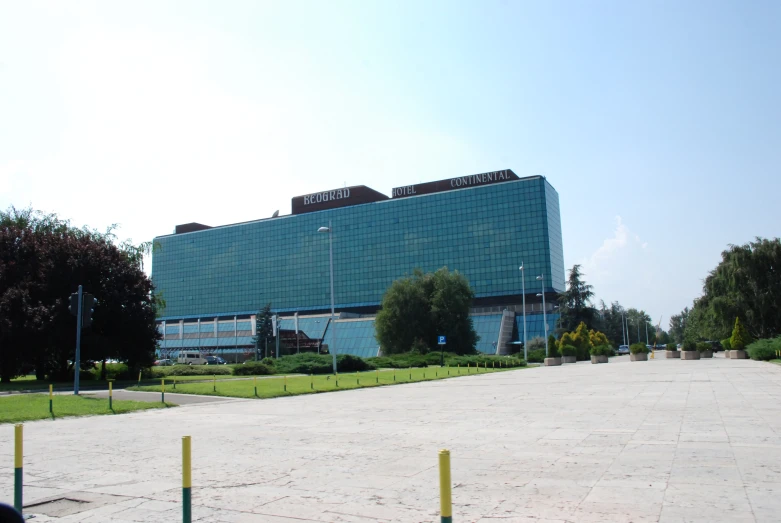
[1, 0, 779, 329]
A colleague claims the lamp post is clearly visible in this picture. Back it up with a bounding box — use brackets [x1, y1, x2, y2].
[536, 274, 547, 357]
[621, 310, 626, 345]
[519, 264, 527, 361]
[317, 221, 338, 374]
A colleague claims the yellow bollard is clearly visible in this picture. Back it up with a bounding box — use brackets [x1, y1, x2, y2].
[49, 384, 53, 414]
[138, 370, 142, 386]
[439, 449, 452, 523]
[109, 380, 113, 410]
[15, 424, 23, 512]
[182, 436, 192, 523]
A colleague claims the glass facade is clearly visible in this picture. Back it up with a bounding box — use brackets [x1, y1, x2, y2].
[153, 174, 565, 358]
[152, 175, 564, 319]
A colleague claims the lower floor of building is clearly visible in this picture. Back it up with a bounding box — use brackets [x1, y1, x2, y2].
[156, 309, 561, 361]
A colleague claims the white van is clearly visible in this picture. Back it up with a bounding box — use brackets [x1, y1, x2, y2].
[177, 352, 207, 365]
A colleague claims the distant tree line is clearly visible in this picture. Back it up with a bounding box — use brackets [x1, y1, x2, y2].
[0, 207, 162, 382]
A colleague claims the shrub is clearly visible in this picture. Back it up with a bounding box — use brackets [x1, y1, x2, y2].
[526, 349, 545, 363]
[696, 342, 712, 352]
[730, 317, 750, 351]
[559, 345, 577, 357]
[666, 343, 677, 351]
[576, 346, 590, 361]
[746, 338, 781, 361]
[721, 338, 732, 351]
[629, 343, 648, 354]
[233, 363, 272, 376]
[547, 342, 560, 358]
[590, 345, 611, 357]
[682, 340, 697, 352]
[527, 337, 546, 352]
[166, 365, 232, 376]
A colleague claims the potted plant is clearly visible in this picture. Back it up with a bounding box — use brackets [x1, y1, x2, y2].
[630, 342, 649, 362]
[665, 342, 680, 359]
[721, 337, 732, 358]
[560, 344, 577, 364]
[697, 341, 713, 359]
[728, 317, 749, 359]
[544, 343, 562, 366]
[590, 345, 609, 364]
[681, 340, 700, 360]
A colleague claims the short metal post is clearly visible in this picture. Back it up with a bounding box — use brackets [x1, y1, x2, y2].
[109, 380, 113, 410]
[284, 376, 287, 392]
[376, 369, 379, 384]
[213, 375, 216, 392]
[254, 376, 258, 397]
[439, 449, 452, 523]
[49, 384, 53, 414]
[162, 379, 165, 403]
[14, 424, 23, 512]
[182, 436, 192, 523]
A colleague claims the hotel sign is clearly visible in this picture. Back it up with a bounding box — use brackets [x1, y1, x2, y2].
[291, 185, 389, 215]
[392, 169, 519, 199]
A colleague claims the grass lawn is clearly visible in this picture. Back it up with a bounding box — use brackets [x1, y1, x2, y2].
[0, 394, 173, 424]
[771, 359, 781, 365]
[132, 365, 523, 399]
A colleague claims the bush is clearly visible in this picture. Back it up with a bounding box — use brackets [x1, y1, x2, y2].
[721, 338, 732, 351]
[233, 362, 272, 376]
[696, 342, 712, 352]
[367, 353, 430, 369]
[526, 349, 545, 363]
[559, 345, 577, 357]
[682, 340, 697, 352]
[666, 343, 677, 351]
[746, 338, 781, 361]
[590, 345, 611, 357]
[629, 343, 648, 354]
[575, 346, 590, 361]
[730, 317, 750, 351]
[166, 365, 232, 376]
[547, 343, 560, 358]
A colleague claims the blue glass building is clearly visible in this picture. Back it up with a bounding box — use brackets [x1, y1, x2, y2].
[153, 170, 564, 359]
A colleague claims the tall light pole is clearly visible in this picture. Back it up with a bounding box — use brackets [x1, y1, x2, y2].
[519, 263, 527, 361]
[318, 221, 337, 374]
[536, 274, 547, 357]
[621, 310, 626, 345]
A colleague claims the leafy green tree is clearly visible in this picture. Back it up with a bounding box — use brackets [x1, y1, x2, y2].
[376, 267, 478, 355]
[558, 265, 597, 332]
[730, 317, 750, 351]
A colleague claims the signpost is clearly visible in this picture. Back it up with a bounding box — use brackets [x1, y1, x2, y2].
[438, 335, 447, 366]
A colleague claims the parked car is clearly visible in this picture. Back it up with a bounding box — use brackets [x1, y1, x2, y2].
[617, 345, 630, 355]
[177, 352, 207, 365]
[154, 358, 173, 366]
[204, 355, 227, 365]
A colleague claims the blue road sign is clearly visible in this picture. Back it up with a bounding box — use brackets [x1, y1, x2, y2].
[438, 335, 446, 345]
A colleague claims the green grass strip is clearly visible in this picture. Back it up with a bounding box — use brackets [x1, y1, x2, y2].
[0, 394, 172, 424]
[132, 366, 524, 399]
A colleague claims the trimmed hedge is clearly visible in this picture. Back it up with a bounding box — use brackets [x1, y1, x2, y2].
[526, 349, 545, 363]
[166, 365, 232, 376]
[666, 343, 677, 351]
[629, 343, 648, 355]
[682, 340, 697, 352]
[233, 363, 273, 376]
[696, 342, 712, 352]
[721, 338, 732, 351]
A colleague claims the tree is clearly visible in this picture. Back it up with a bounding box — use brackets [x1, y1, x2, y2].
[0, 207, 162, 382]
[376, 267, 478, 355]
[558, 265, 597, 332]
[683, 238, 781, 341]
[252, 303, 274, 359]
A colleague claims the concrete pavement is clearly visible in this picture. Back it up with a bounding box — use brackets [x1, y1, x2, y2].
[2, 354, 781, 522]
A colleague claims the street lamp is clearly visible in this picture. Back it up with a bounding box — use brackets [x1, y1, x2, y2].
[317, 221, 338, 374]
[519, 264, 527, 361]
[536, 274, 547, 357]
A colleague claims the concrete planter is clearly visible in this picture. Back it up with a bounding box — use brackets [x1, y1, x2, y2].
[729, 350, 747, 359]
[630, 353, 648, 362]
[681, 351, 700, 360]
[590, 355, 608, 364]
[561, 356, 577, 364]
[700, 350, 713, 358]
[725, 350, 732, 358]
[666, 350, 680, 359]
[544, 357, 562, 366]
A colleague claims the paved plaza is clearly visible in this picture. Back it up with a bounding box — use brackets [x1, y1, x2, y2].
[2, 354, 781, 522]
